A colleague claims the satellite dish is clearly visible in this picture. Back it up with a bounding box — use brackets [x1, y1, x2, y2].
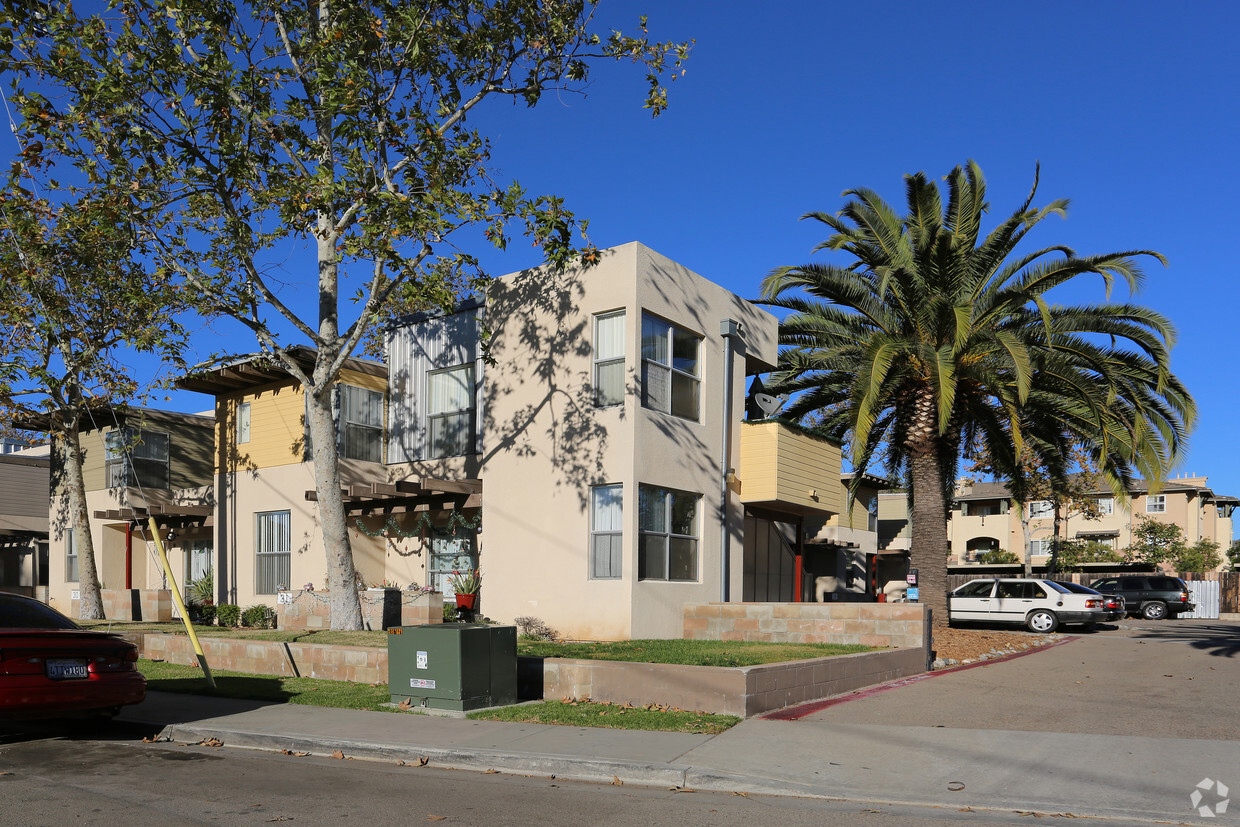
[755, 392, 788, 418]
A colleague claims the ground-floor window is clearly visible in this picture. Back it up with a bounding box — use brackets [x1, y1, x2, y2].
[255, 511, 290, 594]
[590, 484, 623, 579]
[638, 484, 700, 581]
[65, 529, 79, 583]
[428, 530, 477, 597]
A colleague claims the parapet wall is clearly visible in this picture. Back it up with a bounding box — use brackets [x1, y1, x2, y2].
[71, 588, 172, 622]
[683, 601, 928, 650]
[275, 589, 443, 631]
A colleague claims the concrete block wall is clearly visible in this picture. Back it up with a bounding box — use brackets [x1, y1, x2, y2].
[683, 601, 927, 650]
[543, 647, 927, 717]
[144, 633, 389, 684]
[275, 589, 443, 631]
[71, 588, 173, 622]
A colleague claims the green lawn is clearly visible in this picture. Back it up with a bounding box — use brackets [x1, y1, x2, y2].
[468, 699, 739, 734]
[138, 659, 395, 711]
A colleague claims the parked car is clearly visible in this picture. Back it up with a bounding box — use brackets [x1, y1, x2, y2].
[0, 593, 146, 720]
[1052, 581, 1126, 622]
[948, 578, 1113, 633]
[1087, 575, 1195, 620]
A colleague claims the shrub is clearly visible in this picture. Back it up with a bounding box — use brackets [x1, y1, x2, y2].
[442, 603, 458, 622]
[241, 604, 276, 629]
[188, 570, 214, 607]
[188, 603, 217, 625]
[216, 603, 241, 627]
[514, 615, 559, 641]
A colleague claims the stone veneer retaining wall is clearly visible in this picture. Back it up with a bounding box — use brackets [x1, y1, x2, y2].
[144, 633, 389, 685]
[275, 589, 443, 631]
[71, 588, 172, 622]
[683, 601, 928, 650]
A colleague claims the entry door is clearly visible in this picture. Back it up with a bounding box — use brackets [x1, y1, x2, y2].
[742, 515, 797, 602]
[184, 541, 213, 599]
[429, 531, 476, 598]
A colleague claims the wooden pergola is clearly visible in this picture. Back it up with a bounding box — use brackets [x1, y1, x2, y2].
[305, 476, 481, 516]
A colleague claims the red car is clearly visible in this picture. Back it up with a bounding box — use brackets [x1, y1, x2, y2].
[0, 593, 145, 720]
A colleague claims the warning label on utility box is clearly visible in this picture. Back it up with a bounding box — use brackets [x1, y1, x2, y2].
[416, 650, 428, 669]
[410, 678, 436, 689]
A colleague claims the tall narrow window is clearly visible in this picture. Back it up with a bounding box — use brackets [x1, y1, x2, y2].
[428, 365, 475, 458]
[105, 428, 170, 489]
[590, 484, 623, 579]
[593, 311, 626, 407]
[638, 484, 700, 581]
[65, 528, 79, 583]
[255, 511, 291, 594]
[340, 385, 383, 462]
[236, 402, 251, 444]
[641, 314, 700, 421]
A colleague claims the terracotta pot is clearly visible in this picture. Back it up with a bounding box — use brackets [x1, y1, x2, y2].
[455, 593, 478, 610]
[876, 593, 887, 603]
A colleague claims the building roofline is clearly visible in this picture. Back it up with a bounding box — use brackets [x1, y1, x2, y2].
[176, 345, 386, 395]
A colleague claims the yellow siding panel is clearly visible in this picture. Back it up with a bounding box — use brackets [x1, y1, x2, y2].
[738, 421, 843, 513]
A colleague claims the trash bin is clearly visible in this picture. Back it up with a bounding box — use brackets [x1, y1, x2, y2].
[387, 623, 517, 712]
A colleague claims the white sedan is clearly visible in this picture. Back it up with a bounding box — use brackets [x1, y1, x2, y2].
[948, 578, 1112, 633]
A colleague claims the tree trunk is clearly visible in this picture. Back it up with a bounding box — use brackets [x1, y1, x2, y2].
[306, 385, 363, 630]
[909, 446, 951, 634]
[1019, 505, 1032, 578]
[1048, 498, 1063, 575]
[60, 420, 103, 620]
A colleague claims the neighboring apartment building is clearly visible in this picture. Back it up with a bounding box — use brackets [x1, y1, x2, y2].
[950, 475, 1236, 569]
[43, 408, 215, 615]
[0, 448, 50, 598]
[165, 242, 859, 639]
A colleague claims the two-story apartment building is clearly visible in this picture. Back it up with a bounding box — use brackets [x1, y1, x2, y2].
[164, 243, 860, 639]
[42, 408, 215, 615]
[950, 475, 1236, 569]
[0, 448, 50, 599]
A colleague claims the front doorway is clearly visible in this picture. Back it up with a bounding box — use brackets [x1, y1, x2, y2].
[742, 513, 799, 602]
[428, 530, 477, 599]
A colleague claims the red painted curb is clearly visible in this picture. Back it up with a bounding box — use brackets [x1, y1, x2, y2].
[762, 636, 1078, 721]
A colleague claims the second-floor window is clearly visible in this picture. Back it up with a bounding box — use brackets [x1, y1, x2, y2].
[428, 364, 476, 458]
[1028, 500, 1053, 518]
[1146, 494, 1166, 513]
[105, 427, 169, 489]
[236, 402, 251, 444]
[593, 311, 625, 407]
[340, 385, 383, 462]
[1096, 497, 1114, 515]
[641, 314, 700, 421]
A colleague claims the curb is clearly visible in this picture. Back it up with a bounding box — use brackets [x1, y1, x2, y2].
[157, 722, 692, 787]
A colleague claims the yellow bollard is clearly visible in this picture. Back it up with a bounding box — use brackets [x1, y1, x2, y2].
[148, 517, 215, 688]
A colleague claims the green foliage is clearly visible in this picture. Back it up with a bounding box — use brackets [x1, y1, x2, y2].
[188, 603, 217, 625]
[975, 549, 1018, 564]
[442, 602, 458, 622]
[188, 570, 214, 606]
[216, 604, 242, 628]
[448, 569, 481, 595]
[241, 604, 277, 629]
[138, 660, 392, 711]
[516, 639, 873, 667]
[759, 161, 1195, 617]
[1172, 539, 1222, 573]
[1053, 540, 1125, 572]
[1124, 517, 1185, 566]
[469, 698, 739, 734]
[1228, 540, 1240, 571]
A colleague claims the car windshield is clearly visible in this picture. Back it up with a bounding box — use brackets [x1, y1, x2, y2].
[0, 595, 81, 630]
[1054, 581, 1101, 595]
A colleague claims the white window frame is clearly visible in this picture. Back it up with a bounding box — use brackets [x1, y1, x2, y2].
[339, 384, 384, 462]
[427, 364, 476, 459]
[589, 484, 623, 579]
[255, 510, 291, 595]
[638, 484, 700, 582]
[640, 313, 701, 421]
[1028, 500, 1053, 518]
[1096, 496, 1114, 515]
[236, 402, 251, 444]
[1146, 494, 1166, 513]
[65, 528, 79, 583]
[592, 311, 626, 408]
[1030, 538, 1054, 556]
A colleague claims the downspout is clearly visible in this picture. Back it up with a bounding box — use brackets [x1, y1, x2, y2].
[125, 521, 133, 590]
[719, 319, 741, 602]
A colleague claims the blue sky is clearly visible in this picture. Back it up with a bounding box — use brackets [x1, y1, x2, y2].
[8, 2, 1239, 515]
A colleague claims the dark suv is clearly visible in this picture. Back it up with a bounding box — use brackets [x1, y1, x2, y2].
[1087, 575, 1195, 620]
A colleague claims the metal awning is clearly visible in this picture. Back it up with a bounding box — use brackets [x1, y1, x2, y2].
[305, 476, 481, 515]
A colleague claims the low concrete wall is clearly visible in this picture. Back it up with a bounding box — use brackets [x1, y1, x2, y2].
[144, 633, 388, 684]
[683, 601, 928, 650]
[543, 647, 926, 717]
[276, 589, 443, 631]
[71, 588, 172, 622]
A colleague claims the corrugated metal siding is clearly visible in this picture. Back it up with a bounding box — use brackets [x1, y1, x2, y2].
[386, 306, 483, 462]
[1181, 580, 1220, 619]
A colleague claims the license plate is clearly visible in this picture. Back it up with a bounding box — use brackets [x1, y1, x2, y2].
[46, 659, 89, 680]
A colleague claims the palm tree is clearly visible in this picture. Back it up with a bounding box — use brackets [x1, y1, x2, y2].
[759, 161, 1195, 629]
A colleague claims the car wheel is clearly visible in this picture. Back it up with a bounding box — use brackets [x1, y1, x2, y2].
[1026, 609, 1058, 633]
[1141, 601, 1168, 620]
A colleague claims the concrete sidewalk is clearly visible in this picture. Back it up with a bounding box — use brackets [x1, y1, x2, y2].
[121, 684, 1240, 825]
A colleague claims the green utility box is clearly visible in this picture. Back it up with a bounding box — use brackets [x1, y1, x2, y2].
[387, 623, 517, 711]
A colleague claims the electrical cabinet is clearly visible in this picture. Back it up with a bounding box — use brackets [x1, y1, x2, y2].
[387, 623, 517, 711]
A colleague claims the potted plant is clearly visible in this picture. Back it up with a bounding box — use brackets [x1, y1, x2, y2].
[448, 569, 481, 610]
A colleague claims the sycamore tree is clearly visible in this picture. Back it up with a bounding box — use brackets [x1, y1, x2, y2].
[0, 1, 690, 629]
[0, 181, 187, 619]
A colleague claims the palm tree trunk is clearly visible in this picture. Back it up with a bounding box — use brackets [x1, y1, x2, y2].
[908, 447, 950, 632]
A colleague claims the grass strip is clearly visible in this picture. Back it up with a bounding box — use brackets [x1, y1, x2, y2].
[137, 659, 394, 712]
[517, 638, 874, 667]
[469, 698, 740, 734]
